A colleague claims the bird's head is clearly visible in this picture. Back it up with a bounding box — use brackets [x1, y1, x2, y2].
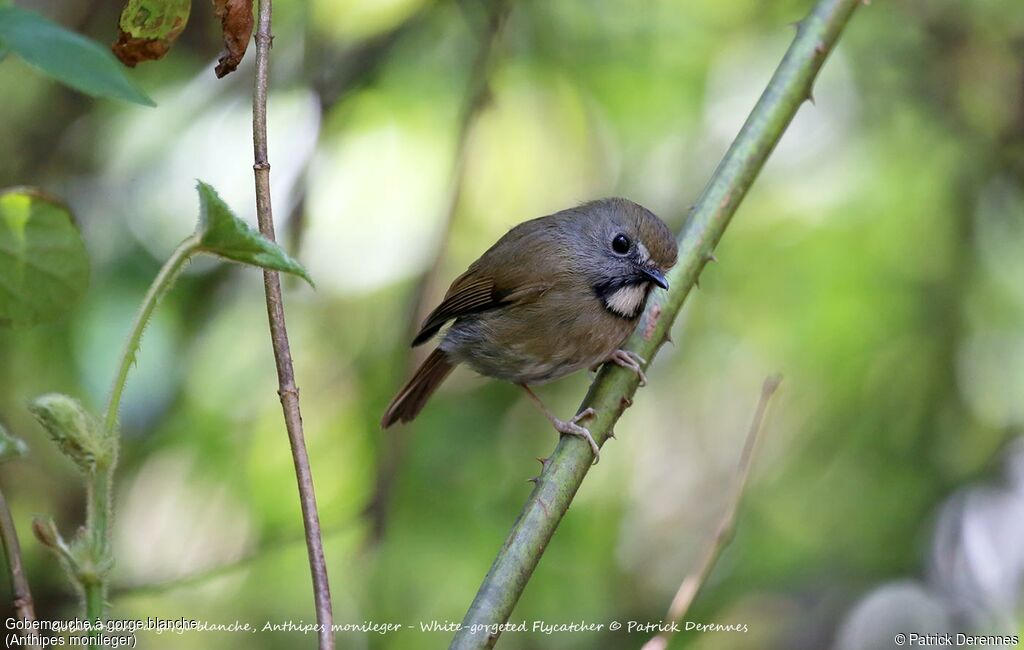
[577, 198, 678, 319]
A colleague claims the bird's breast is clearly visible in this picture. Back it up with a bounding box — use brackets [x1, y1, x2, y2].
[440, 290, 637, 385]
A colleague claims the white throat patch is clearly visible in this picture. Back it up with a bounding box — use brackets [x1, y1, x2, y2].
[604, 284, 647, 318]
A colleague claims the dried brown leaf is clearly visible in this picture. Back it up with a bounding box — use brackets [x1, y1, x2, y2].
[212, 0, 253, 78]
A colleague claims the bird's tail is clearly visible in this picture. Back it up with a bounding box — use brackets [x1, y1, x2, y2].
[381, 348, 455, 428]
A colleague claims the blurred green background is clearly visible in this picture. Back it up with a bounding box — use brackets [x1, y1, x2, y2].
[2, 0, 1024, 648]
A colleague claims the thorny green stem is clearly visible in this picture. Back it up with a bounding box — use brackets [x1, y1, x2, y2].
[451, 0, 862, 647]
[85, 466, 111, 579]
[84, 464, 114, 645]
[79, 234, 199, 634]
[83, 581, 104, 626]
[104, 235, 200, 434]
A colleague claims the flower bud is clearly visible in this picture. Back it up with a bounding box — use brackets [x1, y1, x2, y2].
[31, 516, 61, 550]
[28, 394, 112, 473]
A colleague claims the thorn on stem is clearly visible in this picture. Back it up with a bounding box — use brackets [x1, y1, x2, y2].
[806, 89, 816, 105]
[706, 252, 718, 263]
[620, 396, 633, 409]
[527, 476, 539, 485]
[606, 430, 616, 440]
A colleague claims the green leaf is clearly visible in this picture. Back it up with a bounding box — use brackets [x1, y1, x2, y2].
[194, 181, 314, 286]
[112, 0, 191, 67]
[0, 5, 154, 106]
[28, 393, 112, 474]
[0, 188, 90, 328]
[0, 422, 28, 463]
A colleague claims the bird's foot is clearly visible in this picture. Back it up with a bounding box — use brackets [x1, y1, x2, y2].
[608, 349, 647, 386]
[552, 408, 600, 464]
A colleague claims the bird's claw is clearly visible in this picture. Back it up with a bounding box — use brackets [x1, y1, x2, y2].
[608, 349, 647, 386]
[553, 408, 600, 464]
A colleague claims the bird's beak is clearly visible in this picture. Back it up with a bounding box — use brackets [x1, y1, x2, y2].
[640, 266, 669, 290]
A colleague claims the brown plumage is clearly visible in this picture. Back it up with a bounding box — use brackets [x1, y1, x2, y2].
[380, 348, 453, 426]
[381, 198, 677, 458]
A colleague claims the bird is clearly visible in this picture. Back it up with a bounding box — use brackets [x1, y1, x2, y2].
[381, 198, 678, 463]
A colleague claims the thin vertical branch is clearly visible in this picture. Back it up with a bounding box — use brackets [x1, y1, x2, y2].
[251, 1, 335, 648]
[451, 0, 861, 646]
[0, 487, 36, 624]
[642, 376, 781, 650]
[365, 0, 512, 543]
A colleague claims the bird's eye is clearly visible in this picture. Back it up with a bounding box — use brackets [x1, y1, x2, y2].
[612, 234, 631, 255]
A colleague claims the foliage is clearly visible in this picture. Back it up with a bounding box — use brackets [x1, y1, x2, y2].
[0, 189, 89, 327]
[0, 5, 152, 105]
[195, 181, 313, 286]
[5, 178, 311, 631]
[211, 0, 253, 77]
[112, 0, 191, 67]
[1, 0, 1023, 649]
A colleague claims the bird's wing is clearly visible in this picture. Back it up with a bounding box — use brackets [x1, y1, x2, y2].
[411, 217, 568, 347]
[411, 268, 551, 347]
